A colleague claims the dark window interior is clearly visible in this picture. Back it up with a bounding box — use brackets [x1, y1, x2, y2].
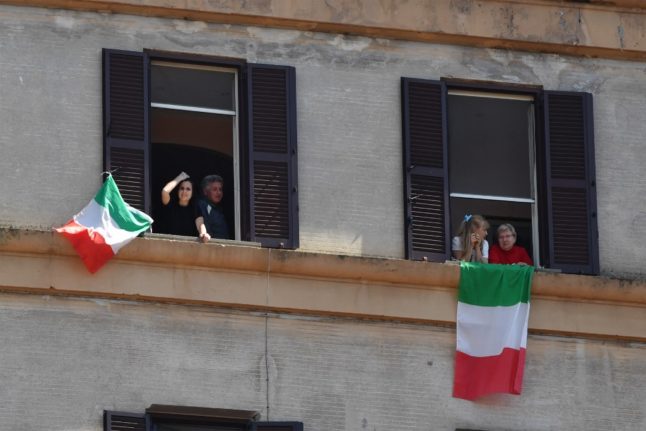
[450, 198, 533, 254]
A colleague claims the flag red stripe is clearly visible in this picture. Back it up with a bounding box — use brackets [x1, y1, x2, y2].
[453, 347, 526, 400]
[55, 220, 115, 273]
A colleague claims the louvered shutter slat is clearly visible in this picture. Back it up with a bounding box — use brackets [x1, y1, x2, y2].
[104, 411, 147, 431]
[402, 78, 450, 261]
[248, 64, 298, 248]
[544, 91, 599, 274]
[103, 49, 150, 214]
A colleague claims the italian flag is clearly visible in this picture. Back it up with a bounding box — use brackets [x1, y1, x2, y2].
[453, 262, 534, 400]
[55, 175, 153, 273]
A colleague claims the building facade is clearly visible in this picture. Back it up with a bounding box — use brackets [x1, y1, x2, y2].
[0, 1, 645, 430]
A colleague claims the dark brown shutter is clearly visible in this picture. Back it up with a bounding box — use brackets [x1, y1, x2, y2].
[253, 422, 304, 431]
[103, 49, 150, 214]
[543, 91, 599, 274]
[247, 64, 298, 249]
[104, 411, 147, 431]
[401, 78, 450, 261]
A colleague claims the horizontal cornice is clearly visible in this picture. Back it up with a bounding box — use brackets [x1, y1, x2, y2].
[1, 0, 645, 61]
[1, 227, 645, 307]
[1, 227, 645, 341]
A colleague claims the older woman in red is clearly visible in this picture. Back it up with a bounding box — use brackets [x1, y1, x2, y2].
[489, 223, 533, 265]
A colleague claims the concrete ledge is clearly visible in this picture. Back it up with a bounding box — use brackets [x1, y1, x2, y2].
[0, 228, 645, 341]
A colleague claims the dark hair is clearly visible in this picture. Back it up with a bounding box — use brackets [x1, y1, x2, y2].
[174, 178, 195, 202]
[201, 174, 224, 194]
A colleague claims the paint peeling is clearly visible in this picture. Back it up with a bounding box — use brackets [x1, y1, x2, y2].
[247, 26, 301, 43]
[172, 19, 208, 34]
[54, 15, 76, 30]
[329, 34, 372, 52]
[617, 25, 625, 49]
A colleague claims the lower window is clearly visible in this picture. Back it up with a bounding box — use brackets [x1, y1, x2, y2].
[104, 406, 303, 431]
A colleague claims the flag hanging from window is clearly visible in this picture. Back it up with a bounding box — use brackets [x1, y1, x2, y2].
[55, 174, 153, 273]
[453, 262, 534, 400]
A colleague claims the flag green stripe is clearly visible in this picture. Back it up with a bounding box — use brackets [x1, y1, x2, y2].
[93, 175, 152, 232]
[458, 262, 533, 306]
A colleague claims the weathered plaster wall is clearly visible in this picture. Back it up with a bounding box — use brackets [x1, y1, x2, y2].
[1, 293, 644, 430]
[1, 5, 646, 277]
[5, 0, 646, 59]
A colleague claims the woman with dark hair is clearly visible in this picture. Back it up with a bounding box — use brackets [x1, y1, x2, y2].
[161, 171, 197, 237]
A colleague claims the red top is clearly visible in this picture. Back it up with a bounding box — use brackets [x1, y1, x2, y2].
[489, 244, 533, 265]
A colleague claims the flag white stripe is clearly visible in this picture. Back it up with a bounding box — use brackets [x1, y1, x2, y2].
[73, 199, 137, 253]
[456, 302, 529, 357]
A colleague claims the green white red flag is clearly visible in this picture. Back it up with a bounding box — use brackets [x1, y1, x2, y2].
[55, 175, 153, 273]
[453, 262, 534, 400]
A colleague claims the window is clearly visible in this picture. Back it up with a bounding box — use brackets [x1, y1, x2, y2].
[401, 78, 599, 274]
[102, 49, 299, 249]
[104, 406, 303, 431]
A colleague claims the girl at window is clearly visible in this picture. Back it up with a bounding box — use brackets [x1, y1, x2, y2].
[161, 172, 197, 237]
[452, 214, 490, 263]
[489, 223, 533, 265]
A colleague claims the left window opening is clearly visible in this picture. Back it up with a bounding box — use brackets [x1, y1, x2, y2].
[149, 61, 239, 239]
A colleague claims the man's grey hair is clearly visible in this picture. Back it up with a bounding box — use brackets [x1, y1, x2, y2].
[201, 174, 224, 194]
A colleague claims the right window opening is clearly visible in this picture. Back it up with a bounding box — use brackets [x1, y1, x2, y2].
[447, 90, 539, 265]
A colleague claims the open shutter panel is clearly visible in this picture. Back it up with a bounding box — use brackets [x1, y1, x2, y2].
[253, 421, 304, 431]
[104, 411, 147, 431]
[103, 49, 150, 214]
[543, 91, 599, 274]
[248, 64, 298, 249]
[401, 78, 450, 261]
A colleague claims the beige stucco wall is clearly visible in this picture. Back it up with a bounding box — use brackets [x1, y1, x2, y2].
[1, 291, 645, 430]
[0, 4, 645, 277]
[1, 7, 644, 430]
[1, 229, 645, 341]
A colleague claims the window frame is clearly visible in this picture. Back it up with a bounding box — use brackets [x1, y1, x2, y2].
[401, 77, 599, 275]
[445, 87, 540, 265]
[149, 58, 242, 240]
[102, 48, 299, 249]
